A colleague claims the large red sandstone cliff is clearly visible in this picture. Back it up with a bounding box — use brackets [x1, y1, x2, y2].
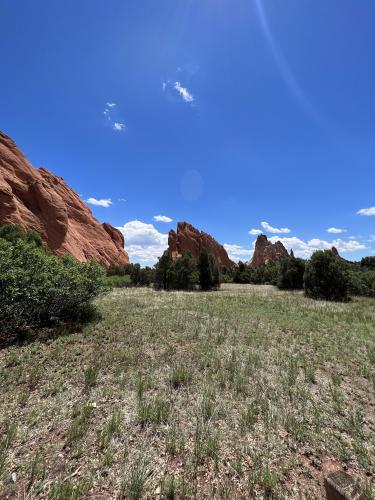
[168, 222, 235, 270]
[0, 132, 129, 267]
[250, 234, 289, 268]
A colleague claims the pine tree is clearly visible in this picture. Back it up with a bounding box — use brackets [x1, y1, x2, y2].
[198, 248, 213, 290]
[154, 251, 172, 290]
[198, 249, 220, 290]
[169, 251, 198, 290]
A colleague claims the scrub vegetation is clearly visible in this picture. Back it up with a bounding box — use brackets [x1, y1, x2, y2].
[1, 285, 374, 498]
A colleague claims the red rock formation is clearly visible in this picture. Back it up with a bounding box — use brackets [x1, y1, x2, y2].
[0, 131, 129, 267]
[250, 234, 289, 268]
[331, 246, 340, 257]
[168, 222, 235, 270]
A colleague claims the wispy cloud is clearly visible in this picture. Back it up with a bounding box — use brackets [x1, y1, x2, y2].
[174, 82, 194, 103]
[327, 227, 346, 234]
[112, 122, 126, 132]
[162, 78, 196, 105]
[357, 206, 375, 216]
[261, 221, 291, 234]
[86, 197, 113, 208]
[103, 102, 126, 132]
[153, 215, 173, 223]
[249, 229, 262, 236]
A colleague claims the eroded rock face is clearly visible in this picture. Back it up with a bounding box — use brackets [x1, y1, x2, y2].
[168, 222, 235, 270]
[0, 131, 129, 267]
[331, 246, 340, 257]
[250, 234, 289, 268]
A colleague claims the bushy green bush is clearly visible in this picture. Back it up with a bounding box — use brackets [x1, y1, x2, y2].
[233, 262, 252, 284]
[277, 257, 305, 290]
[0, 226, 105, 336]
[360, 256, 375, 270]
[304, 250, 348, 301]
[167, 251, 198, 290]
[233, 262, 278, 285]
[104, 274, 132, 288]
[130, 264, 155, 286]
[344, 269, 375, 297]
[154, 250, 220, 291]
[107, 264, 131, 276]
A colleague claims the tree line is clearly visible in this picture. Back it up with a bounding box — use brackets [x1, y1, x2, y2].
[107, 248, 222, 291]
[233, 251, 375, 301]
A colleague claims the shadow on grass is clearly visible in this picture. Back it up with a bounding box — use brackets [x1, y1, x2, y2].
[0, 312, 102, 350]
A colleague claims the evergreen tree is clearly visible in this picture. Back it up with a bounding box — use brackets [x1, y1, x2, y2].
[168, 251, 198, 290]
[154, 251, 173, 290]
[304, 250, 348, 301]
[233, 262, 251, 283]
[361, 256, 375, 270]
[277, 256, 305, 290]
[212, 256, 221, 288]
[130, 263, 142, 286]
[198, 248, 214, 290]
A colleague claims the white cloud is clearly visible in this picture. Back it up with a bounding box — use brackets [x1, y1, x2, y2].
[249, 229, 262, 236]
[86, 197, 113, 208]
[174, 82, 194, 103]
[153, 215, 173, 223]
[261, 221, 291, 234]
[327, 227, 346, 234]
[266, 236, 365, 259]
[357, 206, 375, 216]
[117, 220, 168, 264]
[224, 244, 253, 263]
[103, 103, 126, 132]
[113, 122, 126, 132]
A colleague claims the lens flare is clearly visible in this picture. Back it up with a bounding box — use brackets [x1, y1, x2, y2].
[254, 0, 318, 121]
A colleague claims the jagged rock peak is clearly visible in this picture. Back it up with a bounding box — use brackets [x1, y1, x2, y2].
[168, 221, 235, 270]
[250, 234, 289, 268]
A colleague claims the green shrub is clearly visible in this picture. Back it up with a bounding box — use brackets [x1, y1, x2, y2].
[344, 269, 375, 297]
[167, 251, 198, 290]
[360, 256, 375, 270]
[277, 257, 305, 290]
[0, 225, 105, 336]
[130, 264, 154, 286]
[304, 250, 348, 301]
[107, 264, 131, 276]
[0, 224, 43, 247]
[104, 274, 132, 288]
[233, 262, 253, 284]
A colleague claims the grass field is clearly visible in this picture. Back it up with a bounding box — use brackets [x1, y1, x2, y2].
[1, 285, 374, 499]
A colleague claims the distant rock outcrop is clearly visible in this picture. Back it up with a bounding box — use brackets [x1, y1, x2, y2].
[331, 246, 340, 257]
[250, 234, 289, 268]
[0, 131, 129, 267]
[168, 221, 235, 270]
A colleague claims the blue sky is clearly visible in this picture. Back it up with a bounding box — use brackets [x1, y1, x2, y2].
[2, 0, 375, 264]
